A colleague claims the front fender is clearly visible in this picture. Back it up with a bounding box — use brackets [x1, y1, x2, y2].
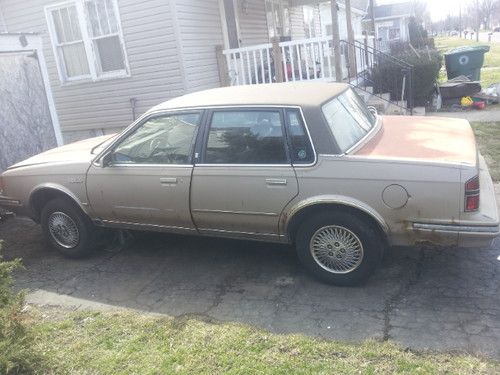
[29, 182, 90, 216]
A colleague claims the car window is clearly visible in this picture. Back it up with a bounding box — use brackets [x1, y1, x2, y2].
[204, 110, 288, 164]
[322, 88, 376, 153]
[286, 109, 314, 164]
[111, 112, 201, 165]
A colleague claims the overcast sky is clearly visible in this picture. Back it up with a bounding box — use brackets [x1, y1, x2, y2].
[375, 0, 461, 22]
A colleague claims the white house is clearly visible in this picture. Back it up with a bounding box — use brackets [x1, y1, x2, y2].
[364, 1, 414, 49]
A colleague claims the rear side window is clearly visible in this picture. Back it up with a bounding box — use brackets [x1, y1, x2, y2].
[286, 109, 314, 164]
[322, 88, 375, 153]
[204, 110, 288, 164]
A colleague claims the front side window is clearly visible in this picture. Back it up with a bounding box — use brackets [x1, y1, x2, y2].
[111, 113, 201, 165]
[322, 89, 376, 153]
[205, 110, 288, 164]
[46, 0, 128, 82]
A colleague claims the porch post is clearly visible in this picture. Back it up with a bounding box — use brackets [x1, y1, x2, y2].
[369, 0, 376, 48]
[215, 45, 230, 87]
[330, 0, 342, 82]
[271, 37, 284, 83]
[345, 0, 357, 78]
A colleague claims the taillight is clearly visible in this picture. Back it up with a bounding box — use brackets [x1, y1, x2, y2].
[464, 176, 480, 212]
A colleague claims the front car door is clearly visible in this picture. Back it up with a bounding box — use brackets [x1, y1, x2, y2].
[190, 108, 300, 241]
[86, 111, 202, 233]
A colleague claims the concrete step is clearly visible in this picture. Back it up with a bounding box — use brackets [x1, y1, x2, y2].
[367, 95, 390, 114]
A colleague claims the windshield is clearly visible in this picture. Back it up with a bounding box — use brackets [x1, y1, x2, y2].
[322, 88, 376, 153]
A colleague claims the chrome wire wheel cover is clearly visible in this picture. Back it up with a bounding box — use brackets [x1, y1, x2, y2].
[48, 211, 80, 249]
[310, 225, 364, 274]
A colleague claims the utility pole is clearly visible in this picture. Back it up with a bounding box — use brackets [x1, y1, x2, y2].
[345, 0, 357, 78]
[330, 0, 342, 82]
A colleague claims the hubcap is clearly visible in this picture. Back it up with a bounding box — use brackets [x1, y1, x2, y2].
[310, 225, 364, 274]
[48, 212, 80, 249]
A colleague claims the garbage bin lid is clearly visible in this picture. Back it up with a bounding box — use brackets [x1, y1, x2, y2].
[445, 45, 490, 55]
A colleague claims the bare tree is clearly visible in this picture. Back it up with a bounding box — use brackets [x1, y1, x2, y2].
[479, 0, 497, 29]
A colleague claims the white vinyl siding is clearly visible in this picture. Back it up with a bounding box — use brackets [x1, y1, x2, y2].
[1, 0, 185, 138]
[45, 0, 128, 83]
[238, 0, 269, 46]
[175, 0, 224, 92]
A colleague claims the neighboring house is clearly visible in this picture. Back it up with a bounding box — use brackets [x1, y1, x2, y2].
[363, 2, 414, 49]
[0, 0, 367, 143]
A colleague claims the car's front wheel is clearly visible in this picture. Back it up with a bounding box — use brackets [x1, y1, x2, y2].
[295, 211, 384, 286]
[41, 197, 99, 258]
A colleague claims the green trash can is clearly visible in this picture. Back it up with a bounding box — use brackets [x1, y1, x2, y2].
[444, 45, 490, 81]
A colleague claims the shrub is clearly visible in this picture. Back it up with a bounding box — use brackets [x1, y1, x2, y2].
[372, 48, 442, 107]
[0, 241, 39, 374]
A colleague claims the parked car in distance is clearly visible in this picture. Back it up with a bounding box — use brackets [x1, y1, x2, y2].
[1, 82, 498, 285]
[494, 26, 500, 32]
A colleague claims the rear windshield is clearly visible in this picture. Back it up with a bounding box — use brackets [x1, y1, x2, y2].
[322, 88, 376, 153]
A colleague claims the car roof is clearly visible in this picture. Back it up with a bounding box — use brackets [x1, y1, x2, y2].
[150, 82, 349, 111]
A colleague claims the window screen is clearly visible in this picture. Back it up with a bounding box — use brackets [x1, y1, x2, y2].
[205, 111, 288, 164]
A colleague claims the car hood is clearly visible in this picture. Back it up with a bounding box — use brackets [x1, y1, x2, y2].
[354, 116, 477, 166]
[8, 134, 116, 170]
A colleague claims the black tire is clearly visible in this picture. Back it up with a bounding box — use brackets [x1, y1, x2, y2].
[295, 211, 384, 286]
[41, 197, 99, 258]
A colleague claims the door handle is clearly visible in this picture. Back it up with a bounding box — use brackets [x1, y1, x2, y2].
[265, 178, 287, 186]
[160, 177, 178, 185]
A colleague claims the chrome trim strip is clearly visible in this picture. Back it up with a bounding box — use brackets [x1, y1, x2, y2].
[192, 208, 278, 216]
[197, 227, 282, 238]
[413, 222, 500, 234]
[99, 219, 196, 232]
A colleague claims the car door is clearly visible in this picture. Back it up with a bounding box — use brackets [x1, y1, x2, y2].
[190, 108, 299, 239]
[86, 111, 203, 232]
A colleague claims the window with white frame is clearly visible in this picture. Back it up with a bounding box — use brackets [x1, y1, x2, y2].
[265, 0, 290, 39]
[46, 0, 128, 83]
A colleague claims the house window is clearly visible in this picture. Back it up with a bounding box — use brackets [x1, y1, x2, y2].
[303, 5, 316, 38]
[46, 0, 128, 83]
[265, 0, 290, 39]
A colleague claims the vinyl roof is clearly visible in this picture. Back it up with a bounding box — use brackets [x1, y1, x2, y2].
[151, 82, 349, 111]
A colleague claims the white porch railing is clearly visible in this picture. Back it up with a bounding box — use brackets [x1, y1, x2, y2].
[223, 35, 374, 86]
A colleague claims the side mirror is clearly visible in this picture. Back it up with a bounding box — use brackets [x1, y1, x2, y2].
[367, 106, 378, 116]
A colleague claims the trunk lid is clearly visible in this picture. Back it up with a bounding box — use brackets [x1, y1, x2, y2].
[354, 116, 477, 166]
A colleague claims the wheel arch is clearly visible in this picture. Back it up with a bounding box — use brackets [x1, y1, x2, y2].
[284, 197, 390, 245]
[29, 184, 90, 222]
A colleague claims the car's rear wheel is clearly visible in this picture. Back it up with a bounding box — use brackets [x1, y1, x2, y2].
[41, 197, 99, 258]
[295, 211, 383, 286]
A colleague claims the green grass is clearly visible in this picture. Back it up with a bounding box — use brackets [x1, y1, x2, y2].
[435, 37, 500, 87]
[471, 122, 500, 181]
[13, 307, 497, 374]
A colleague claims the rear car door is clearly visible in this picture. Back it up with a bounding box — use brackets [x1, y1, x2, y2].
[190, 108, 299, 239]
[86, 111, 202, 232]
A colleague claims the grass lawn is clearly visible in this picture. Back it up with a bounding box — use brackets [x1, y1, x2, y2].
[471, 122, 500, 181]
[435, 37, 500, 87]
[14, 307, 497, 374]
